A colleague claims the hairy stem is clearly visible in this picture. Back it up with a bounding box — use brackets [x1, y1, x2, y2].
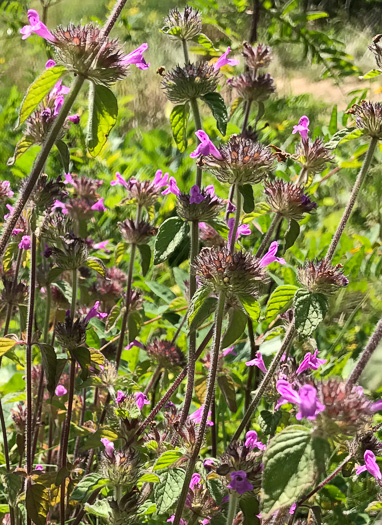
[101, 0, 129, 38]
[255, 213, 282, 258]
[144, 366, 162, 396]
[346, 318, 382, 387]
[229, 185, 242, 253]
[230, 323, 296, 443]
[226, 493, 239, 525]
[73, 388, 87, 460]
[245, 319, 258, 431]
[242, 100, 252, 132]
[325, 137, 378, 263]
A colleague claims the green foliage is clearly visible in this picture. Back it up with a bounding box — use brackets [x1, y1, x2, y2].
[200, 92, 228, 135]
[170, 104, 190, 152]
[154, 217, 190, 264]
[294, 289, 328, 337]
[154, 468, 186, 513]
[87, 83, 118, 157]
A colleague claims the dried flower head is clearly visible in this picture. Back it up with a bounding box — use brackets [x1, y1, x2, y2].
[163, 6, 202, 41]
[162, 63, 219, 104]
[146, 339, 186, 369]
[51, 234, 89, 270]
[99, 446, 141, 487]
[200, 135, 274, 185]
[176, 186, 224, 221]
[112, 171, 168, 208]
[118, 219, 157, 245]
[29, 174, 66, 210]
[40, 214, 74, 245]
[195, 246, 268, 298]
[294, 138, 334, 174]
[228, 71, 275, 102]
[92, 266, 127, 300]
[347, 100, 382, 139]
[242, 42, 272, 70]
[264, 180, 317, 220]
[298, 260, 349, 295]
[369, 34, 382, 70]
[186, 482, 219, 521]
[55, 315, 87, 351]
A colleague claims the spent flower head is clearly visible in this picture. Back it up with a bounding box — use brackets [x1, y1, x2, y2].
[347, 100, 382, 139]
[294, 138, 335, 174]
[112, 170, 169, 207]
[242, 42, 272, 70]
[228, 71, 275, 102]
[163, 6, 202, 41]
[298, 259, 349, 295]
[118, 219, 157, 245]
[162, 62, 219, 104]
[176, 184, 224, 222]
[146, 339, 186, 369]
[264, 179, 317, 220]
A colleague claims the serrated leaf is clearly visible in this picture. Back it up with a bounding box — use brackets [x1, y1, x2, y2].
[259, 410, 282, 437]
[239, 294, 261, 322]
[17, 65, 67, 126]
[361, 69, 382, 80]
[325, 127, 361, 150]
[191, 33, 217, 52]
[26, 482, 50, 525]
[170, 104, 190, 152]
[7, 135, 35, 165]
[265, 285, 298, 321]
[189, 296, 217, 331]
[71, 346, 91, 380]
[85, 500, 111, 518]
[217, 374, 237, 412]
[0, 338, 17, 358]
[138, 244, 151, 276]
[154, 217, 189, 264]
[105, 304, 122, 333]
[154, 468, 186, 513]
[222, 309, 247, 348]
[188, 285, 212, 327]
[54, 279, 72, 303]
[153, 450, 182, 471]
[56, 139, 70, 172]
[128, 311, 142, 343]
[86, 257, 107, 277]
[201, 92, 228, 135]
[87, 83, 118, 157]
[284, 219, 300, 251]
[160, 25, 182, 36]
[239, 185, 255, 213]
[70, 474, 108, 503]
[294, 289, 328, 337]
[38, 343, 57, 397]
[138, 473, 160, 483]
[47, 267, 64, 284]
[89, 349, 105, 366]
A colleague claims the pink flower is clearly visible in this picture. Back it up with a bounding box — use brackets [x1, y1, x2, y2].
[189, 473, 201, 490]
[245, 430, 266, 451]
[203, 458, 215, 470]
[162, 176, 180, 196]
[55, 385, 67, 396]
[122, 43, 150, 70]
[292, 115, 310, 141]
[296, 350, 327, 375]
[67, 114, 80, 124]
[214, 47, 240, 70]
[259, 241, 286, 267]
[110, 171, 129, 189]
[289, 503, 297, 515]
[0, 181, 13, 198]
[190, 130, 222, 159]
[245, 352, 267, 374]
[52, 200, 68, 214]
[371, 400, 382, 412]
[35, 464, 44, 471]
[125, 340, 145, 350]
[19, 235, 31, 250]
[85, 301, 108, 322]
[228, 218, 251, 246]
[135, 392, 150, 411]
[4, 204, 13, 220]
[356, 450, 382, 480]
[222, 346, 237, 357]
[20, 10, 56, 42]
[101, 438, 114, 457]
[276, 380, 325, 420]
[205, 185, 215, 197]
[45, 59, 56, 69]
[93, 240, 110, 250]
[153, 170, 169, 188]
[167, 516, 186, 525]
[189, 406, 214, 427]
[227, 470, 253, 495]
[116, 390, 127, 404]
[91, 198, 107, 212]
[189, 185, 205, 204]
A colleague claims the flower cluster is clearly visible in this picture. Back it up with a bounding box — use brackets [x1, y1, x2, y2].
[298, 259, 349, 295]
[264, 179, 317, 220]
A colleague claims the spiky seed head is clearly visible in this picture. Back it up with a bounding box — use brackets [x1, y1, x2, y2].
[123, 179, 164, 208]
[242, 42, 272, 70]
[161, 62, 219, 104]
[29, 174, 66, 210]
[146, 339, 186, 369]
[369, 34, 382, 70]
[25, 107, 69, 146]
[294, 138, 334, 174]
[200, 135, 274, 185]
[264, 179, 317, 220]
[163, 6, 202, 41]
[40, 214, 74, 245]
[228, 71, 275, 102]
[298, 260, 349, 295]
[176, 189, 224, 222]
[118, 219, 157, 245]
[347, 100, 382, 139]
[92, 267, 127, 300]
[99, 447, 141, 487]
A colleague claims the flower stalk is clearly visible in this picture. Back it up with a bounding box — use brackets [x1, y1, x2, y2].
[346, 318, 382, 387]
[226, 492, 239, 525]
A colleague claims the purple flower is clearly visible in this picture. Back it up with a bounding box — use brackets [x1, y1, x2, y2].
[101, 437, 115, 457]
[67, 114, 80, 124]
[91, 198, 107, 212]
[245, 430, 266, 450]
[125, 340, 145, 350]
[227, 470, 253, 495]
[35, 464, 44, 471]
[85, 301, 108, 322]
[214, 47, 240, 70]
[45, 59, 56, 69]
[55, 385, 67, 396]
[122, 43, 150, 70]
[111, 171, 129, 189]
[63, 173, 75, 185]
[190, 130, 222, 159]
[93, 240, 110, 250]
[259, 241, 286, 267]
[153, 170, 169, 188]
[276, 380, 325, 420]
[20, 10, 56, 42]
[222, 345, 237, 357]
[292, 115, 310, 141]
[135, 392, 150, 411]
[52, 200, 68, 215]
[227, 200, 236, 214]
[0, 181, 14, 198]
[203, 458, 215, 471]
[189, 406, 214, 427]
[371, 400, 382, 413]
[116, 390, 127, 404]
[245, 352, 267, 374]
[227, 218, 251, 246]
[189, 473, 201, 490]
[19, 235, 31, 250]
[4, 204, 13, 220]
[189, 185, 205, 204]
[289, 503, 297, 515]
[296, 350, 327, 375]
[356, 450, 381, 480]
[53, 95, 64, 116]
[162, 176, 181, 196]
[167, 516, 186, 525]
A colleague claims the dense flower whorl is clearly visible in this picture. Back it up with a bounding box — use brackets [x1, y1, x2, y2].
[242, 42, 272, 70]
[161, 62, 220, 104]
[99, 447, 141, 487]
[294, 138, 334, 174]
[51, 235, 89, 270]
[118, 219, 157, 245]
[163, 6, 202, 41]
[194, 246, 268, 297]
[298, 259, 349, 295]
[146, 339, 187, 369]
[347, 100, 382, 139]
[264, 179, 317, 220]
[114, 172, 168, 207]
[228, 71, 275, 102]
[200, 134, 274, 185]
[176, 187, 224, 221]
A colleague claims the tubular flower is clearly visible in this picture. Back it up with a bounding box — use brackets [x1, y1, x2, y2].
[55, 385, 67, 396]
[356, 450, 382, 480]
[228, 71, 275, 102]
[276, 380, 325, 420]
[163, 6, 202, 41]
[0, 181, 14, 200]
[162, 177, 181, 197]
[227, 219, 251, 246]
[227, 471, 254, 495]
[135, 392, 150, 411]
[259, 242, 286, 267]
[213, 47, 240, 70]
[298, 259, 349, 295]
[162, 62, 220, 104]
[176, 185, 224, 222]
[245, 352, 267, 374]
[100, 438, 115, 458]
[264, 179, 317, 221]
[91, 198, 107, 212]
[120, 43, 150, 70]
[245, 431, 266, 450]
[190, 130, 222, 159]
[18, 235, 31, 250]
[292, 115, 310, 140]
[20, 9, 56, 42]
[296, 350, 327, 375]
[189, 406, 214, 427]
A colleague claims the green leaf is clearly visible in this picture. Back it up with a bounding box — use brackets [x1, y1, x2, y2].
[25, 483, 50, 525]
[188, 285, 212, 327]
[54, 279, 72, 303]
[153, 450, 182, 471]
[265, 285, 299, 321]
[329, 105, 338, 135]
[261, 425, 327, 518]
[3, 243, 18, 273]
[85, 500, 111, 518]
[189, 296, 217, 331]
[0, 338, 17, 358]
[38, 343, 57, 397]
[154, 468, 186, 513]
[87, 83, 118, 157]
[86, 327, 100, 349]
[293, 289, 328, 338]
[70, 474, 108, 503]
[7, 135, 35, 165]
[115, 242, 126, 265]
[259, 410, 282, 437]
[217, 374, 237, 412]
[105, 304, 122, 333]
[47, 267, 64, 284]
[239, 185, 255, 213]
[56, 140, 70, 172]
[138, 473, 161, 483]
[284, 219, 300, 251]
[201, 92, 228, 135]
[160, 25, 182, 36]
[240, 494, 260, 525]
[306, 11, 328, 20]
[146, 281, 176, 303]
[222, 309, 247, 348]
[154, 217, 190, 265]
[128, 311, 142, 343]
[360, 69, 382, 80]
[17, 65, 67, 126]
[170, 104, 190, 152]
[71, 347, 91, 380]
[86, 257, 107, 277]
[325, 127, 359, 150]
[191, 33, 217, 52]
[138, 244, 151, 276]
[239, 294, 261, 322]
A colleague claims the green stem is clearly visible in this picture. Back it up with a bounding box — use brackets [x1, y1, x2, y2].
[242, 100, 252, 132]
[346, 318, 382, 387]
[255, 213, 282, 258]
[226, 493, 239, 525]
[71, 268, 78, 319]
[325, 137, 378, 263]
[229, 185, 242, 253]
[189, 98, 203, 187]
[173, 292, 226, 525]
[295, 165, 308, 186]
[182, 39, 190, 64]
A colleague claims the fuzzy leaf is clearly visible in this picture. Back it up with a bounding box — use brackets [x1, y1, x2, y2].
[294, 289, 328, 337]
[191, 33, 217, 52]
[153, 450, 182, 471]
[38, 343, 57, 397]
[86, 257, 107, 277]
[170, 104, 190, 152]
[56, 140, 70, 172]
[0, 338, 17, 358]
[25, 482, 50, 525]
[195, 376, 208, 404]
[138, 473, 160, 484]
[259, 410, 282, 437]
[188, 285, 212, 327]
[71, 346, 91, 380]
[154, 217, 189, 264]
[217, 374, 237, 412]
[284, 219, 300, 251]
[7, 135, 35, 165]
[70, 474, 108, 503]
[138, 244, 151, 276]
[239, 294, 261, 322]
[3, 243, 18, 273]
[85, 500, 111, 518]
[115, 242, 127, 265]
[87, 83, 118, 157]
[154, 468, 186, 513]
[105, 304, 122, 333]
[265, 285, 299, 321]
[325, 127, 358, 150]
[201, 92, 228, 135]
[128, 311, 142, 343]
[239, 184, 255, 213]
[222, 309, 248, 348]
[189, 296, 217, 331]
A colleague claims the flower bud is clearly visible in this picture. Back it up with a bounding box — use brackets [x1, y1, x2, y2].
[162, 63, 219, 104]
[264, 179, 317, 220]
[118, 219, 157, 245]
[163, 6, 202, 41]
[228, 72, 275, 102]
[298, 260, 348, 296]
[55, 315, 87, 351]
[51, 234, 89, 270]
[99, 447, 141, 487]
